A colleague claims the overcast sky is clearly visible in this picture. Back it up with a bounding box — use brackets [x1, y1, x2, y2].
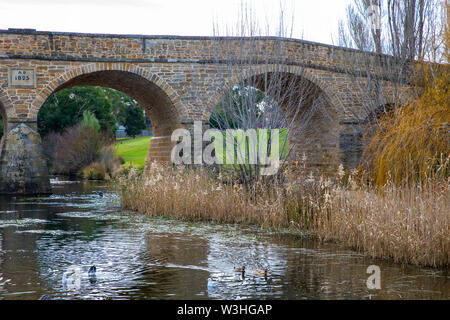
[0, 0, 352, 45]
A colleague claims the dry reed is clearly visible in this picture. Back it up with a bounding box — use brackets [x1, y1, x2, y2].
[119, 161, 449, 268]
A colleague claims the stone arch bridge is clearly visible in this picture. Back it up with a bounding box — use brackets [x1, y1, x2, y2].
[0, 29, 405, 194]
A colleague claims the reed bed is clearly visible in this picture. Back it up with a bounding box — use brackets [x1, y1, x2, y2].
[119, 162, 449, 268]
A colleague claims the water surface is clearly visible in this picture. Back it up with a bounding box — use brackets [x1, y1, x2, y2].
[0, 179, 448, 300]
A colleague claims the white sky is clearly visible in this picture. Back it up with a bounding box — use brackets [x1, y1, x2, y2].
[0, 0, 352, 45]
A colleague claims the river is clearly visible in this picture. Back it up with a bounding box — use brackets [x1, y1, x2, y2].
[0, 179, 448, 300]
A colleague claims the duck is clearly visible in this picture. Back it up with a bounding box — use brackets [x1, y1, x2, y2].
[88, 265, 96, 277]
[88, 265, 97, 284]
[253, 268, 268, 277]
[234, 266, 246, 273]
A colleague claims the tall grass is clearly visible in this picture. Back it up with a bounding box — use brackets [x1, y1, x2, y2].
[119, 161, 449, 268]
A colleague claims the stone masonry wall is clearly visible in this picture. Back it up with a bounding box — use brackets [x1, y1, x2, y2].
[0, 123, 51, 194]
[0, 29, 411, 194]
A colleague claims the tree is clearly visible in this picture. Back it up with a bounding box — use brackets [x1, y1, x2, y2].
[101, 87, 141, 125]
[335, 0, 442, 61]
[81, 110, 100, 133]
[337, 0, 383, 53]
[209, 85, 266, 129]
[38, 86, 117, 138]
[208, 4, 335, 188]
[123, 104, 146, 138]
[101, 87, 150, 138]
[333, 0, 447, 133]
[360, 1, 450, 186]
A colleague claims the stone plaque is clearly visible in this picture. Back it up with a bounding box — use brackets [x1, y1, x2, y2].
[8, 68, 36, 88]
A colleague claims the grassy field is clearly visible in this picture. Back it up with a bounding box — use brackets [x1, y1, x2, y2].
[213, 128, 289, 164]
[114, 129, 288, 170]
[115, 136, 152, 169]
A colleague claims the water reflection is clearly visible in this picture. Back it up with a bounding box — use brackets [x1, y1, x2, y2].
[0, 179, 448, 300]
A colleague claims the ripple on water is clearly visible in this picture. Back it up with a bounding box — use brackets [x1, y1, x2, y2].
[55, 211, 124, 221]
[14, 229, 83, 236]
[0, 218, 49, 228]
[50, 179, 81, 185]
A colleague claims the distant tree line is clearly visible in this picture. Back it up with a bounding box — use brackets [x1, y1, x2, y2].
[33, 86, 148, 178]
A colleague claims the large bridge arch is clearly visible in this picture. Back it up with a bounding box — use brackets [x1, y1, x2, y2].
[32, 64, 186, 163]
[209, 65, 342, 170]
[209, 64, 345, 115]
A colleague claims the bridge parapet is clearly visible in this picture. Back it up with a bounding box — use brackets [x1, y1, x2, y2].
[0, 29, 402, 81]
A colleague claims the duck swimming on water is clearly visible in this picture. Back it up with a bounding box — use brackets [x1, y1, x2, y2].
[253, 268, 268, 277]
[234, 266, 245, 273]
[88, 265, 97, 283]
[88, 265, 96, 277]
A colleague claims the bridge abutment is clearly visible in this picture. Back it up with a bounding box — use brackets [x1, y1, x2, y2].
[0, 122, 51, 195]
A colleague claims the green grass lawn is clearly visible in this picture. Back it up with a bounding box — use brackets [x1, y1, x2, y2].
[114, 129, 287, 170]
[213, 128, 289, 164]
[115, 136, 152, 169]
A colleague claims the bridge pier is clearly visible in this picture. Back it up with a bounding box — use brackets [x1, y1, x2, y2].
[0, 121, 51, 195]
[143, 121, 210, 173]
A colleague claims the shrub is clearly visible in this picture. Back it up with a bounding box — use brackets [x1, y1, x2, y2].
[44, 112, 100, 175]
[42, 110, 126, 178]
[47, 123, 103, 176]
[82, 162, 107, 180]
[98, 146, 121, 177]
[117, 155, 126, 165]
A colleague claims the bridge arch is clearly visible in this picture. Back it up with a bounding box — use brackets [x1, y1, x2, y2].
[0, 99, 6, 158]
[210, 65, 342, 170]
[209, 64, 344, 116]
[32, 64, 185, 163]
[0, 87, 13, 132]
[0, 87, 14, 159]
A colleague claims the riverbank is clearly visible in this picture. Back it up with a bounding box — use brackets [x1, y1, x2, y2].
[119, 162, 449, 268]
